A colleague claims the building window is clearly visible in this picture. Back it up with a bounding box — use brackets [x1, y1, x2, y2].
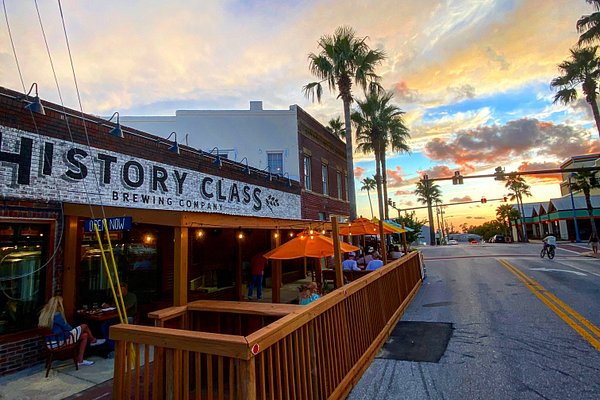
[345, 174, 349, 200]
[267, 152, 283, 175]
[336, 171, 343, 199]
[318, 212, 327, 221]
[304, 155, 312, 191]
[0, 223, 49, 334]
[322, 164, 329, 195]
[79, 224, 159, 311]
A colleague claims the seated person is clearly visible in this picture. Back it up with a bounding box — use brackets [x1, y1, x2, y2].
[342, 252, 361, 271]
[299, 282, 320, 305]
[38, 295, 105, 367]
[363, 246, 375, 265]
[389, 245, 404, 260]
[365, 254, 384, 271]
[101, 282, 138, 350]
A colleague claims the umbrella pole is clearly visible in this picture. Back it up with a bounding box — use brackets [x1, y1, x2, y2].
[332, 216, 343, 289]
[303, 257, 307, 278]
[401, 223, 409, 255]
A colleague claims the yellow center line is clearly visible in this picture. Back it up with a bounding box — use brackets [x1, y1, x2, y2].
[498, 259, 600, 351]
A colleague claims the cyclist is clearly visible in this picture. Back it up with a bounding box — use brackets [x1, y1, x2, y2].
[542, 234, 556, 253]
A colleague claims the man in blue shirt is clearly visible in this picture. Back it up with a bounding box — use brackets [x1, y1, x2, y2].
[366, 254, 384, 271]
[342, 252, 361, 271]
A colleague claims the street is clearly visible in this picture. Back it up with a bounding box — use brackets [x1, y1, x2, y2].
[349, 242, 600, 400]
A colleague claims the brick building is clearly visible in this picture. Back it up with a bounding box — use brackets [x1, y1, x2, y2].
[0, 86, 320, 375]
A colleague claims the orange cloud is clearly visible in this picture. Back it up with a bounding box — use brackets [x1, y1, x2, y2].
[354, 166, 365, 178]
[386, 166, 405, 186]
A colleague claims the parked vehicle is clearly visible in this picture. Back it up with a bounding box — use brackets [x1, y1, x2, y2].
[490, 234, 505, 243]
[448, 239, 458, 245]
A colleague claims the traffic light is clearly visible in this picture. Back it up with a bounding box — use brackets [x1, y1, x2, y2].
[503, 196, 507, 202]
[494, 166, 505, 181]
[452, 170, 464, 185]
[481, 197, 487, 204]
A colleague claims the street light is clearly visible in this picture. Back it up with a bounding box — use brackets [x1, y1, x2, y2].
[568, 173, 581, 243]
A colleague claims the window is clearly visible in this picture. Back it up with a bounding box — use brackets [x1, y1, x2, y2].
[318, 212, 327, 221]
[336, 171, 343, 199]
[304, 155, 312, 191]
[79, 224, 159, 309]
[322, 164, 329, 195]
[0, 223, 49, 334]
[345, 174, 349, 200]
[267, 152, 283, 175]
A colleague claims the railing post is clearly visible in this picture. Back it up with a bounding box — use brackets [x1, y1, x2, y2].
[332, 216, 344, 288]
[239, 357, 256, 400]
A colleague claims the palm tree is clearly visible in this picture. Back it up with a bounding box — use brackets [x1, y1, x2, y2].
[414, 178, 441, 246]
[360, 176, 377, 218]
[496, 204, 515, 237]
[505, 173, 532, 242]
[326, 117, 345, 139]
[354, 89, 410, 221]
[304, 26, 386, 220]
[570, 171, 600, 237]
[551, 46, 600, 137]
[577, 0, 600, 46]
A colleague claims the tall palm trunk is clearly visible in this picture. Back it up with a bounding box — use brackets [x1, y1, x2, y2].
[343, 98, 357, 220]
[518, 194, 528, 242]
[427, 200, 435, 246]
[374, 150, 385, 232]
[366, 188, 374, 219]
[435, 203, 441, 245]
[380, 142, 390, 220]
[583, 83, 600, 138]
[584, 188, 598, 236]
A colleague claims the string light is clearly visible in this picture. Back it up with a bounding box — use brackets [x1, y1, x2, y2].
[196, 229, 204, 239]
[274, 232, 279, 238]
[144, 234, 153, 243]
[289, 231, 294, 237]
[238, 230, 244, 239]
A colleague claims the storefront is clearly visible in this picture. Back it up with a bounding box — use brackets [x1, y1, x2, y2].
[0, 86, 314, 375]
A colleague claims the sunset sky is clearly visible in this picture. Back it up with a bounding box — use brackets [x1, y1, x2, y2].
[1, 0, 599, 229]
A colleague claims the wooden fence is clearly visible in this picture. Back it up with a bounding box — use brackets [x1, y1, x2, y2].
[110, 251, 423, 399]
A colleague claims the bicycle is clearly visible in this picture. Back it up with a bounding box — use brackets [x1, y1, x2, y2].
[540, 244, 555, 259]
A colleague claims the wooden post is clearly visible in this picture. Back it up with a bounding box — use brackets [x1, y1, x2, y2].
[401, 223, 409, 255]
[379, 219, 388, 265]
[173, 227, 188, 306]
[236, 233, 243, 301]
[62, 215, 78, 319]
[271, 230, 281, 303]
[332, 216, 343, 288]
[239, 357, 256, 400]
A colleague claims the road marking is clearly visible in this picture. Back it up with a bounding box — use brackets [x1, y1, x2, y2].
[529, 268, 586, 276]
[498, 259, 600, 352]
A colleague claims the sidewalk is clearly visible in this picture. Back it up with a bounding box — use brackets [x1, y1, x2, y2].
[0, 278, 309, 399]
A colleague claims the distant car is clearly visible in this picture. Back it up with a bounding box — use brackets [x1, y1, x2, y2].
[447, 239, 458, 245]
[469, 239, 479, 244]
[491, 234, 505, 243]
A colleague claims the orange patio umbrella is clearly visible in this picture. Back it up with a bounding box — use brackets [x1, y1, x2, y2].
[339, 217, 396, 236]
[264, 233, 359, 260]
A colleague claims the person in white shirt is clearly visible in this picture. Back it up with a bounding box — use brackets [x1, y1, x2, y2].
[342, 252, 361, 271]
[542, 235, 556, 250]
[366, 254, 384, 271]
[389, 245, 403, 260]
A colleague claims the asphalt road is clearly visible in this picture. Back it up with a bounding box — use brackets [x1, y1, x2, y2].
[349, 242, 600, 400]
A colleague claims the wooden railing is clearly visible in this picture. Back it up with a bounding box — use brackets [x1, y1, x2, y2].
[111, 251, 423, 399]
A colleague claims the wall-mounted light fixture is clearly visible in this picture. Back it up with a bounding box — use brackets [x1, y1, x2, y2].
[165, 132, 180, 154]
[208, 147, 222, 168]
[240, 157, 251, 175]
[196, 229, 204, 239]
[23, 83, 45, 115]
[282, 172, 292, 187]
[105, 111, 123, 138]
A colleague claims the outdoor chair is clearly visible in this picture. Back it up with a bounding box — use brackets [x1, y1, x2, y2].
[42, 331, 78, 377]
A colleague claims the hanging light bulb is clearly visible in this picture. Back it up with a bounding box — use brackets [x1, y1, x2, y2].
[289, 231, 294, 237]
[274, 232, 279, 238]
[196, 229, 204, 239]
[238, 231, 244, 239]
[309, 229, 314, 235]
